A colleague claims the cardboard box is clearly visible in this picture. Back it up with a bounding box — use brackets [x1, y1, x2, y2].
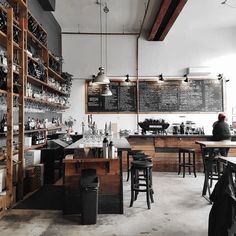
[24, 136, 32, 148]
[24, 150, 41, 167]
[0, 167, 6, 192]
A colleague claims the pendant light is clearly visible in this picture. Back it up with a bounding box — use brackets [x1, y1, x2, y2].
[101, 84, 112, 96]
[93, 0, 110, 85]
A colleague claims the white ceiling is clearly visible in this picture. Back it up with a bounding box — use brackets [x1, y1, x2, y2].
[53, 0, 236, 37]
[53, 0, 162, 34]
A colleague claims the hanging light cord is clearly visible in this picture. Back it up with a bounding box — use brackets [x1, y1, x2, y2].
[105, 3, 108, 74]
[100, 0, 103, 68]
[221, 0, 236, 8]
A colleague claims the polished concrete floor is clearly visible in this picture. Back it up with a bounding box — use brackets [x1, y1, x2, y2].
[0, 172, 212, 236]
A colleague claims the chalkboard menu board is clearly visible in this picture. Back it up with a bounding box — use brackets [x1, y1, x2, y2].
[139, 80, 223, 112]
[86, 80, 224, 113]
[86, 81, 137, 113]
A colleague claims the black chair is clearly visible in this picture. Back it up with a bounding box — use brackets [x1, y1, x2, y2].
[178, 148, 197, 178]
[130, 159, 154, 209]
[202, 147, 223, 198]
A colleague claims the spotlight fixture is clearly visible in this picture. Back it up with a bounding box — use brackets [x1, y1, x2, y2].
[89, 75, 96, 86]
[158, 74, 164, 82]
[120, 74, 133, 86]
[184, 74, 189, 83]
[218, 74, 223, 80]
[125, 74, 131, 83]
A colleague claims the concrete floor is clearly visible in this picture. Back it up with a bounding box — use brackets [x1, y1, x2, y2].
[0, 172, 212, 236]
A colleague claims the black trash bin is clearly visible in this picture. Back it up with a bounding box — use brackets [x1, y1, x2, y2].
[80, 169, 99, 225]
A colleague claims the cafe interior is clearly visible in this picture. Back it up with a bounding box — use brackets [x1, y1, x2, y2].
[1, 0, 236, 235]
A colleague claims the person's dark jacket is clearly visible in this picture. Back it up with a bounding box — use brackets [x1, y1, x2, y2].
[208, 167, 236, 236]
[212, 120, 231, 141]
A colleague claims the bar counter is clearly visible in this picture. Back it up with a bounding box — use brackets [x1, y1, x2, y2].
[63, 137, 131, 215]
[127, 134, 236, 172]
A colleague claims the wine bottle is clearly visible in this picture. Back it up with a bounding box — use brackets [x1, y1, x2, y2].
[102, 137, 108, 159]
[0, 114, 7, 132]
[108, 141, 115, 159]
[0, 67, 7, 90]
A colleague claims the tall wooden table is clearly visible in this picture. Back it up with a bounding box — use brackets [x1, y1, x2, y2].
[63, 137, 131, 214]
[196, 141, 236, 202]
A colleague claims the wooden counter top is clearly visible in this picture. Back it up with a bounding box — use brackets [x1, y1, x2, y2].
[129, 134, 219, 138]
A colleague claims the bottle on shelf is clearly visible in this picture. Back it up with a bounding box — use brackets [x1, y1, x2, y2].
[105, 122, 108, 136]
[0, 113, 7, 132]
[0, 9, 7, 34]
[102, 137, 108, 159]
[108, 141, 115, 159]
[0, 67, 7, 90]
[31, 131, 45, 145]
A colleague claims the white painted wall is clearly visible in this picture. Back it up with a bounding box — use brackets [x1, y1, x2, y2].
[61, 1, 236, 135]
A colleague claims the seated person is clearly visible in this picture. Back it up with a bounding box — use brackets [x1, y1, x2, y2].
[212, 113, 231, 156]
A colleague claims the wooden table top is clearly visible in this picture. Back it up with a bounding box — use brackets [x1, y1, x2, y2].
[219, 156, 236, 165]
[195, 140, 236, 148]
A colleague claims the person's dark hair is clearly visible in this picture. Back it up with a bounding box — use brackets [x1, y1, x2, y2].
[218, 112, 226, 121]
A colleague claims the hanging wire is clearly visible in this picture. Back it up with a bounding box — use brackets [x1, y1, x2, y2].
[221, 0, 236, 8]
[100, 0, 103, 68]
[104, 3, 109, 75]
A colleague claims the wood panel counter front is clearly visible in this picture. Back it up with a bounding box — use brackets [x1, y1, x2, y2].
[128, 135, 236, 172]
[63, 157, 123, 215]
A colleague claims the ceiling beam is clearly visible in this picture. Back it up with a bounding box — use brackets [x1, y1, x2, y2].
[148, 0, 172, 41]
[148, 0, 188, 41]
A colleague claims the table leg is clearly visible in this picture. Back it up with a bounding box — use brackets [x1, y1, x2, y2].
[126, 152, 130, 181]
[201, 147, 212, 204]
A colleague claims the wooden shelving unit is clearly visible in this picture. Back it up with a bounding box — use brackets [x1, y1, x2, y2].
[0, 0, 71, 211]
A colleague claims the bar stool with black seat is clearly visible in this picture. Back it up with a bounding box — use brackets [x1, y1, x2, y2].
[126, 150, 144, 181]
[130, 159, 154, 209]
[178, 148, 197, 178]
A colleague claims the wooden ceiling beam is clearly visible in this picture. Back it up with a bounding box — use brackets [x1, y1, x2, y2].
[148, 0, 172, 41]
[159, 0, 187, 41]
[148, 0, 187, 41]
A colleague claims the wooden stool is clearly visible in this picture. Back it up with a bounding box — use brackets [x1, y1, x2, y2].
[126, 150, 144, 181]
[130, 160, 154, 209]
[178, 148, 197, 178]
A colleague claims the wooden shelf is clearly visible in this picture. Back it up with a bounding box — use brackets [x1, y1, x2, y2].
[24, 128, 47, 134]
[0, 63, 21, 74]
[27, 74, 47, 86]
[0, 5, 19, 25]
[25, 96, 69, 110]
[27, 31, 47, 51]
[7, 0, 27, 11]
[0, 30, 21, 50]
[28, 11, 47, 35]
[0, 89, 7, 95]
[0, 126, 63, 137]
[48, 67, 65, 82]
[0, 89, 19, 97]
[1, 3, 71, 210]
[27, 55, 48, 70]
[47, 125, 64, 131]
[27, 75, 67, 96]
[25, 143, 46, 151]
